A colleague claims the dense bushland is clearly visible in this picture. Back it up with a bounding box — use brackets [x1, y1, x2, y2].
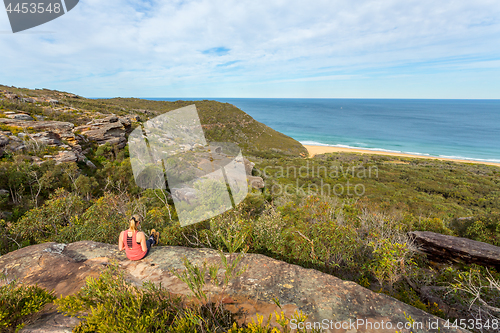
[1, 86, 500, 331]
[0, 276, 55, 332]
[54, 261, 316, 333]
[2, 144, 500, 329]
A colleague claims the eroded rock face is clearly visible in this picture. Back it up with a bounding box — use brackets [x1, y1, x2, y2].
[74, 115, 135, 149]
[242, 158, 265, 189]
[7, 114, 34, 121]
[53, 151, 78, 164]
[0, 133, 9, 147]
[0, 241, 468, 333]
[408, 231, 500, 269]
[0, 119, 75, 141]
[247, 175, 265, 189]
[0, 115, 136, 166]
[29, 132, 61, 146]
[4, 92, 18, 99]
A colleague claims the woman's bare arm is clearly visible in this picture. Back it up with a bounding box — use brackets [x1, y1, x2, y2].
[118, 231, 124, 251]
[138, 232, 147, 252]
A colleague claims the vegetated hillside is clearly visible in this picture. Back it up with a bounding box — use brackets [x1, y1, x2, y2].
[0, 85, 307, 157]
[255, 152, 500, 220]
[108, 98, 307, 158]
[1, 85, 499, 332]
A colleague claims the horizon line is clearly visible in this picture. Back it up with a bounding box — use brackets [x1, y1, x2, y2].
[87, 97, 500, 100]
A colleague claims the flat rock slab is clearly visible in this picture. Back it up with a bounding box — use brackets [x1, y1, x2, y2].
[408, 231, 500, 269]
[0, 241, 469, 333]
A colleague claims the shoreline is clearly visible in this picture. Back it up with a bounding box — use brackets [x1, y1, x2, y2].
[303, 145, 500, 167]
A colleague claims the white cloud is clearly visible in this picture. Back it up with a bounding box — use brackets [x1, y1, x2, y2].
[0, 0, 499, 97]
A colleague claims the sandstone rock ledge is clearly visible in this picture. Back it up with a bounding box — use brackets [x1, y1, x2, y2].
[408, 231, 500, 269]
[0, 242, 468, 333]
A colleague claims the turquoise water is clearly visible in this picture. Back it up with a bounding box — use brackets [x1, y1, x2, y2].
[149, 98, 500, 163]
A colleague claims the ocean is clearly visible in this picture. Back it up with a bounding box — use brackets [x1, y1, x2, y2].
[148, 98, 500, 164]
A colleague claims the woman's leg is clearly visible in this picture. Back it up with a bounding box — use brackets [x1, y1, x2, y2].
[143, 236, 155, 257]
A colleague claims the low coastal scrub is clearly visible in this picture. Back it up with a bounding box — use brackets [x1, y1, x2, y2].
[2, 153, 500, 331]
[55, 262, 317, 333]
[1, 86, 500, 331]
[450, 214, 500, 246]
[0, 277, 55, 332]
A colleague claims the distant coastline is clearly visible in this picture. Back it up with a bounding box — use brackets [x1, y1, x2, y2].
[303, 144, 500, 167]
[93, 97, 500, 165]
[141, 98, 500, 165]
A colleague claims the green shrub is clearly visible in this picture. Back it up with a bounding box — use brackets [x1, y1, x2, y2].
[58, 192, 128, 244]
[465, 215, 500, 246]
[56, 263, 182, 333]
[450, 214, 500, 246]
[367, 238, 415, 290]
[12, 189, 87, 244]
[412, 217, 453, 235]
[56, 263, 250, 333]
[0, 279, 55, 332]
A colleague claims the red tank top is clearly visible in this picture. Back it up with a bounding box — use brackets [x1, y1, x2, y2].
[122, 230, 147, 261]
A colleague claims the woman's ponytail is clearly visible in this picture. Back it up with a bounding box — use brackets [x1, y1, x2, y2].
[128, 214, 141, 231]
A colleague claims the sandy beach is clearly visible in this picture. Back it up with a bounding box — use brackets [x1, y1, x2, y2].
[304, 145, 500, 167]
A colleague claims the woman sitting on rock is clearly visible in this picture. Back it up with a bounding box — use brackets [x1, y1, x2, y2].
[118, 215, 159, 260]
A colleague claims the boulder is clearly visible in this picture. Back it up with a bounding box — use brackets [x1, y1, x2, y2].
[171, 187, 196, 203]
[242, 158, 264, 189]
[247, 175, 265, 189]
[0, 241, 468, 333]
[21, 97, 36, 103]
[7, 114, 34, 121]
[0, 133, 9, 147]
[54, 151, 78, 164]
[4, 93, 18, 99]
[243, 157, 255, 175]
[408, 231, 500, 269]
[30, 132, 61, 146]
[85, 160, 96, 168]
[6, 135, 25, 151]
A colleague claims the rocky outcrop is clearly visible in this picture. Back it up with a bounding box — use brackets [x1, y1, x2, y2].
[28, 132, 61, 146]
[6, 135, 25, 151]
[7, 113, 34, 121]
[74, 115, 137, 149]
[21, 97, 36, 103]
[242, 158, 264, 189]
[0, 114, 139, 150]
[0, 241, 467, 333]
[247, 175, 265, 189]
[53, 151, 78, 164]
[0, 118, 81, 162]
[0, 115, 137, 165]
[0, 118, 75, 140]
[4, 92, 18, 99]
[0, 133, 9, 147]
[408, 231, 500, 269]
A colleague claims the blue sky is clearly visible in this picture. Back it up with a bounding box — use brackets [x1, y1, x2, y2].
[1, 0, 500, 98]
